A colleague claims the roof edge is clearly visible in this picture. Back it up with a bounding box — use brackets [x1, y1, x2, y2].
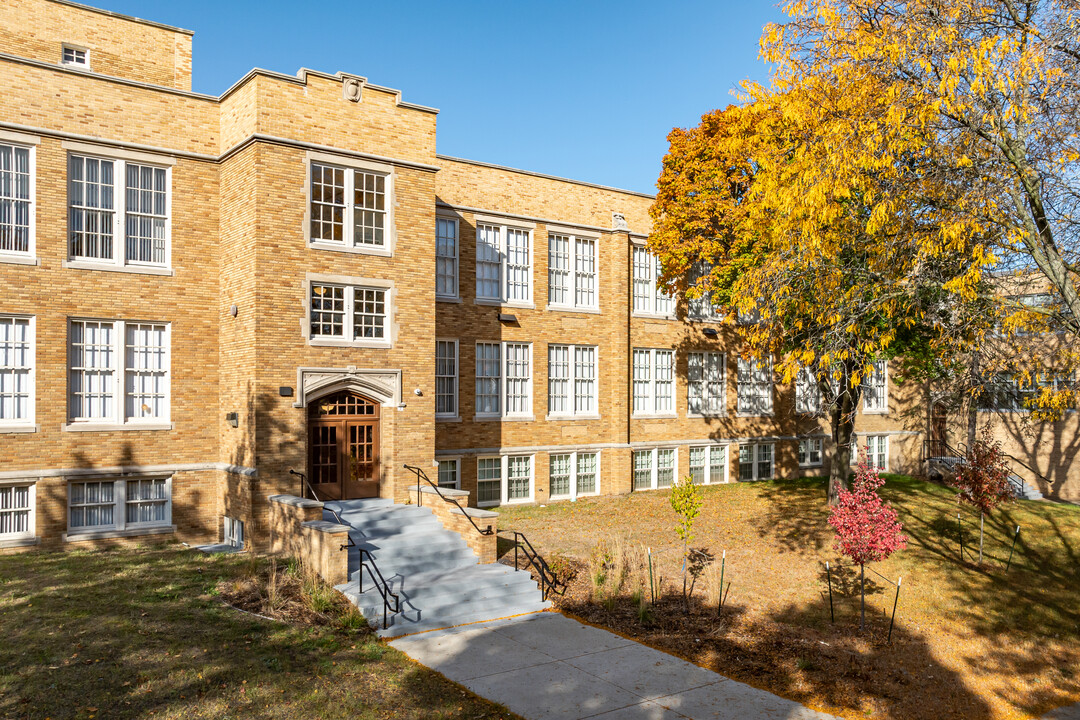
[48, 0, 195, 35]
[436, 154, 656, 200]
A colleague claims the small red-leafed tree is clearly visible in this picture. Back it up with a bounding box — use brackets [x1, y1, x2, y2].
[828, 460, 907, 629]
[951, 427, 1014, 565]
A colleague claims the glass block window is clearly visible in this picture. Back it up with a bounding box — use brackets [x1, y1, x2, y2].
[476, 221, 532, 303]
[549, 454, 572, 497]
[863, 361, 888, 412]
[631, 246, 673, 315]
[309, 162, 389, 249]
[477, 458, 501, 506]
[633, 349, 675, 415]
[737, 357, 773, 415]
[435, 217, 459, 298]
[437, 459, 459, 489]
[688, 352, 725, 416]
[126, 478, 168, 525]
[0, 484, 32, 538]
[308, 283, 388, 344]
[0, 143, 32, 255]
[69, 154, 170, 267]
[799, 438, 823, 467]
[435, 340, 458, 417]
[0, 316, 32, 424]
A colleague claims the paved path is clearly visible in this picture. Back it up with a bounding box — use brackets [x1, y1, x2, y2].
[389, 612, 839, 719]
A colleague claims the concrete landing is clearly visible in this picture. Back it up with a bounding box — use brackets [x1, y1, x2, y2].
[389, 612, 839, 720]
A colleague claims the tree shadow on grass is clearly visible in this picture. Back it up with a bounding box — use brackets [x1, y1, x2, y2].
[0, 547, 517, 720]
[750, 477, 833, 553]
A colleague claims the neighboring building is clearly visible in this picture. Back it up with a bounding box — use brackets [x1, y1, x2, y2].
[0, 0, 934, 553]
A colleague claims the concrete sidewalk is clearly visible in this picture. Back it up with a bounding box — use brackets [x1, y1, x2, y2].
[389, 612, 839, 719]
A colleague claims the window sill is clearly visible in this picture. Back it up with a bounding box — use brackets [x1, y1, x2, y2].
[632, 312, 677, 321]
[0, 536, 39, 549]
[309, 338, 392, 350]
[687, 413, 727, 419]
[309, 241, 392, 258]
[62, 422, 174, 432]
[62, 260, 174, 276]
[632, 413, 678, 420]
[545, 414, 601, 421]
[862, 409, 889, 415]
[63, 524, 176, 543]
[472, 415, 536, 422]
[687, 317, 725, 325]
[436, 415, 462, 423]
[474, 298, 535, 310]
[799, 463, 824, 469]
[0, 254, 39, 267]
[545, 305, 601, 315]
[436, 295, 462, 304]
[0, 424, 38, 434]
[735, 412, 775, 418]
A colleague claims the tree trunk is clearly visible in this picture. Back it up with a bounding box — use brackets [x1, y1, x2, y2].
[860, 563, 866, 630]
[828, 362, 861, 505]
[682, 539, 689, 615]
[967, 351, 980, 452]
[979, 513, 985, 565]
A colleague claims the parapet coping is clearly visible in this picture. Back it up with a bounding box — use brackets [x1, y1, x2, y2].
[301, 520, 351, 534]
[49, 0, 195, 35]
[437, 154, 656, 200]
[268, 494, 323, 509]
[450, 507, 499, 520]
[419, 485, 469, 499]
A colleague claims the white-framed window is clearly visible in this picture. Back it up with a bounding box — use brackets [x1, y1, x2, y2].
[476, 455, 534, 507]
[308, 282, 389, 346]
[862, 361, 888, 413]
[475, 341, 532, 418]
[687, 262, 724, 321]
[476, 221, 532, 305]
[0, 315, 33, 428]
[737, 357, 773, 415]
[437, 459, 460, 489]
[632, 447, 677, 491]
[799, 438, 823, 467]
[0, 141, 34, 258]
[548, 451, 600, 500]
[795, 366, 822, 414]
[548, 344, 597, 417]
[0, 483, 34, 540]
[68, 320, 170, 427]
[689, 445, 728, 485]
[632, 348, 675, 416]
[859, 435, 887, 471]
[68, 477, 171, 534]
[977, 372, 1059, 411]
[224, 516, 245, 549]
[739, 443, 774, 481]
[61, 45, 89, 68]
[435, 340, 458, 418]
[309, 161, 390, 251]
[688, 352, 725, 416]
[68, 153, 170, 268]
[548, 232, 598, 310]
[631, 246, 674, 316]
[436, 216, 459, 299]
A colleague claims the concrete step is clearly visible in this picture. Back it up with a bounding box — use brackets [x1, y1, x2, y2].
[352, 555, 480, 581]
[339, 565, 538, 609]
[353, 529, 466, 552]
[339, 514, 440, 535]
[376, 599, 552, 638]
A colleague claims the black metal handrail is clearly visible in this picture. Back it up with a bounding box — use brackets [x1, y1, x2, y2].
[358, 548, 401, 629]
[403, 464, 494, 536]
[503, 530, 565, 601]
[289, 469, 355, 551]
[924, 441, 1047, 496]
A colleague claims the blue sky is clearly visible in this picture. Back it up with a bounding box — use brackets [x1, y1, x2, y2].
[97, 1, 785, 195]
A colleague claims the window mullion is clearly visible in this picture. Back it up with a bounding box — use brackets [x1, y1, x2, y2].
[115, 320, 125, 425]
[115, 160, 126, 266]
[344, 170, 354, 248]
[115, 478, 126, 531]
[501, 455, 509, 505]
[569, 451, 578, 501]
[345, 286, 355, 341]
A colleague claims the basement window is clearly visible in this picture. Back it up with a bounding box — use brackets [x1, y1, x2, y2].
[62, 45, 89, 69]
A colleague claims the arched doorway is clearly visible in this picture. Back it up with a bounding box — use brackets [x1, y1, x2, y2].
[308, 390, 381, 500]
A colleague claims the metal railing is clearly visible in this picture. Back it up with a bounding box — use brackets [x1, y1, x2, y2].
[358, 547, 401, 629]
[503, 530, 565, 601]
[924, 441, 1046, 497]
[403, 464, 494, 536]
[288, 469, 355, 551]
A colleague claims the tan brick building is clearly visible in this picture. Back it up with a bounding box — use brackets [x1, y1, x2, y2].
[0, 0, 956, 553]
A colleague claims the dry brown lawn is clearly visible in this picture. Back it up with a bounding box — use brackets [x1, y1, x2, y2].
[497, 475, 1080, 720]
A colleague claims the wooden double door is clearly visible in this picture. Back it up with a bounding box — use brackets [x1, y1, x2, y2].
[308, 391, 381, 500]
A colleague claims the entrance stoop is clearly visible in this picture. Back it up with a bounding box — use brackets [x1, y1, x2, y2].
[326, 498, 550, 637]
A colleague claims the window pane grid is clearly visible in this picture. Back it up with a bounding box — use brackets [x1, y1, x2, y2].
[0, 317, 31, 422]
[507, 456, 531, 500]
[737, 358, 772, 415]
[633, 450, 653, 490]
[68, 155, 115, 261]
[125, 323, 167, 421]
[0, 144, 31, 254]
[310, 284, 345, 337]
[69, 481, 114, 529]
[632, 350, 651, 413]
[477, 458, 501, 504]
[548, 234, 570, 305]
[437, 460, 458, 489]
[505, 343, 530, 415]
[689, 353, 724, 415]
[352, 288, 386, 339]
[548, 345, 570, 414]
[656, 449, 675, 488]
[476, 224, 501, 299]
[124, 164, 167, 264]
[689, 447, 706, 485]
[796, 366, 822, 414]
[352, 170, 386, 247]
[310, 163, 345, 243]
[576, 452, 598, 495]
[863, 361, 887, 411]
[574, 346, 596, 414]
[435, 218, 458, 296]
[549, 454, 571, 496]
[0, 485, 30, 536]
[435, 341, 458, 416]
[69, 320, 115, 421]
[709, 446, 726, 484]
[505, 228, 531, 302]
[475, 343, 501, 414]
[574, 238, 596, 307]
[126, 478, 167, 524]
[654, 351, 674, 413]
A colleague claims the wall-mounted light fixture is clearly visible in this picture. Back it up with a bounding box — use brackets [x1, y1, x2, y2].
[414, 388, 423, 396]
[497, 313, 518, 323]
[703, 327, 719, 338]
[225, 412, 239, 428]
[230, 305, 238, 317]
